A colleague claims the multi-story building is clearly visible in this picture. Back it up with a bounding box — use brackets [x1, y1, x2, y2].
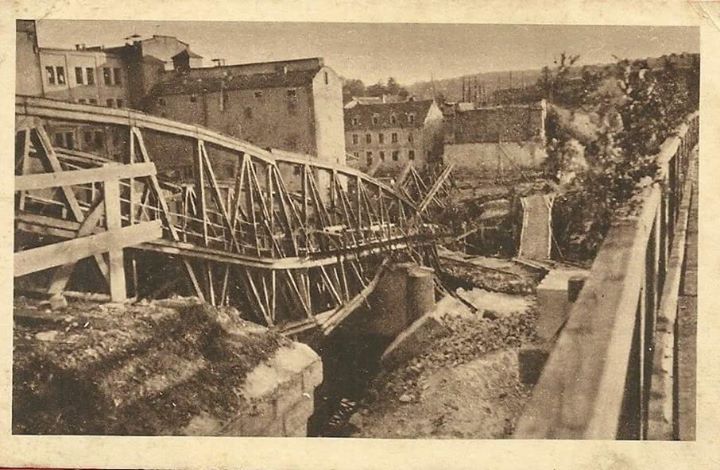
[344, 99, 444, 175]
[15, 21, 346, 179]
[144, 57, 346, 174]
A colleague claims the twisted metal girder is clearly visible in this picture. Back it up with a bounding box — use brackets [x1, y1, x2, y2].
[15, 96, 439, 332]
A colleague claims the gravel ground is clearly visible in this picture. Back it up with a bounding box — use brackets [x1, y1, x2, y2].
[346, 296, 538, 439]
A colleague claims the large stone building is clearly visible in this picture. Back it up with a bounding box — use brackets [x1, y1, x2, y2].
[344, 99, 444, 175]
[443, 100, 547, 178]
[144, 57, 345, 168]
[15, 20, 346, 176]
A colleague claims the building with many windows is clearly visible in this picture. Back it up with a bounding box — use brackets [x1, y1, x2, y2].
[15, 20, 346, 179]
[344, 99, 444, 175]
[144, 57, 346, 175]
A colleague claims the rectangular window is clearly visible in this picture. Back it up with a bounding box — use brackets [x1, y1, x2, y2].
[391, 133, 398, 143]
[106, 98, 114, 107]
[103, 67, 112, 85]
[379, 133, 384, 144]
[409, 150, 415, 160]
[56, 66, 66, 85]
[113, 68, 122, 85]
[86, 68, 95, 85]
[116, 99, 124, 108]
[78, 98, 86, 104]
[379, 151, 385, 161]
[392, 150, 399, 161]
[351, 117, 359, 126]
[53, 133, 64, 147]
[408, 113, 416, 124]
[89, 98, 97, 104]
[352, 134, 358, 145]
[75, 67, 84, 85]
[46, 66, 56, 85]
[390, 114, 397, 125]
[287, 89, 297, 99]
[190, 95, 197, 103]
[158, 98, 166, 106]
[366, 133, 371, 144]
[408, 133, 414, 143]
[94, 132, 105, 148]
[372, 114, 379, 125]
[84, 131, 93, 145]
[254, 91, 263, 99]
[366, 152, 373, 166]
[353, 152, 359, 158]
[64, 132, 75, 150]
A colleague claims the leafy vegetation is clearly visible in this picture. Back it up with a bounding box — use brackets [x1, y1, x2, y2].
[545, 53, 699, 261]
[341, 76, 410, 103]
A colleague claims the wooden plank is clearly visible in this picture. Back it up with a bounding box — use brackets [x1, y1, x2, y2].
[47, 199, 106, 295]
[15, 220, 161, 277]
[32, 126, 85, 221]
[15, 162, 156, 191]
[104, 177, 127, 301]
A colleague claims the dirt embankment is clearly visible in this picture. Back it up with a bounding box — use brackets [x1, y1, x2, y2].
[13, 297, 289, 435]
[346, 253, 541, 439]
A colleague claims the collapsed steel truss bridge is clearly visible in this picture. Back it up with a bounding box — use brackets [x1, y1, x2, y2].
[14, 96, 452, 334]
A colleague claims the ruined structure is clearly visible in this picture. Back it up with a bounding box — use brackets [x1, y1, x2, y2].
[443, 100, 547, 179]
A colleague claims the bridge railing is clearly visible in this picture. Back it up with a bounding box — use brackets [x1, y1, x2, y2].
[514, 113, 698, 439]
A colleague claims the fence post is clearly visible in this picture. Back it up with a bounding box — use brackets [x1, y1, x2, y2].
[104, 176, 127, 302]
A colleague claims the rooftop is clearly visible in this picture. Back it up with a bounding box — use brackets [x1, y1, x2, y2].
[344, 99, 436, 130]
[149, 68, 320, 96]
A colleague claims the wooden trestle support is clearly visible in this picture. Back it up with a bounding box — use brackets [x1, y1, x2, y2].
[14, 96, 444, 334]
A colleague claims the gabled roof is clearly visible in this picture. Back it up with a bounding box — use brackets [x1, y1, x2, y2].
[149, 68, 319, 96]
[172, 48, 203, 59]
[344, 100, 436, 130]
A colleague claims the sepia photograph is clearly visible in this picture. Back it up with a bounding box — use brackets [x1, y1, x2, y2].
[11, 17, 701, 440]
[4, 1, 718, 467]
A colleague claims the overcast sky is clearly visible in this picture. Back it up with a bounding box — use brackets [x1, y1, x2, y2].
[35, 20, 699, 85]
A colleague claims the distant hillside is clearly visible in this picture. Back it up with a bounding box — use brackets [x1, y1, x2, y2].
[406, 53, 699, 102]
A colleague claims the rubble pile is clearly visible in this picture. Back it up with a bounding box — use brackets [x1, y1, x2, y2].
[440, 257, 542, 295]
[367, 308, 538, 405]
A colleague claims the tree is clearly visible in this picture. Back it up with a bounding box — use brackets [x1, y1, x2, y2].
[341, 78, 366, 103]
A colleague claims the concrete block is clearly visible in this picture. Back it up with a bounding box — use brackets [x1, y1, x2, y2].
[364, 263, 413, 337]
[535, 269, 588, 341]
[283, 395, 314, 437]
[518, 345, 550, 385]
[243, 343, 321, 400]
[274, 372, 304, 416]
[380, 312, 450, 369]
[240, 398, 279, 436]
[302, 358, 323, 393]
[406, 266, 435, 323]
